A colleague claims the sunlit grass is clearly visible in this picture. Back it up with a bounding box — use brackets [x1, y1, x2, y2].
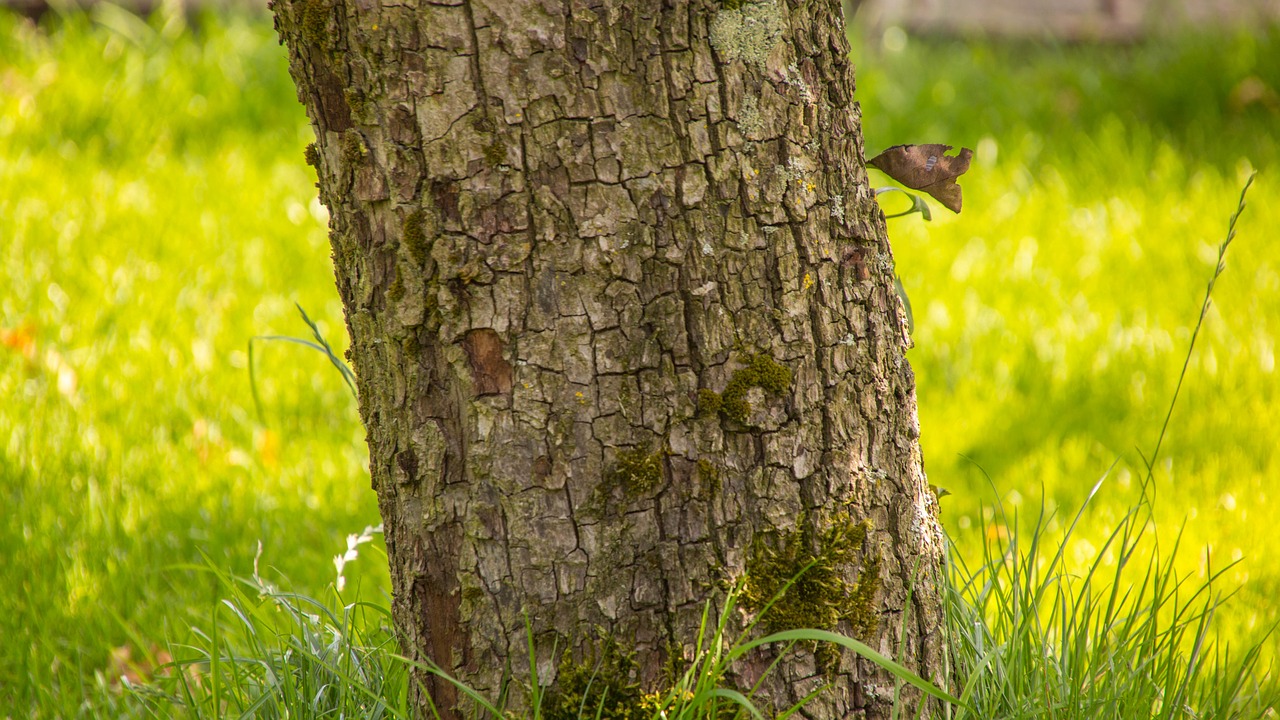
[851, 23, 1280, 669]
[0, 9, 381, 715]
[2, 7, 1278, 716]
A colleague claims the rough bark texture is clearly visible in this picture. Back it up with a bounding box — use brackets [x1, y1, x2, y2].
[271, 0, 946, 717]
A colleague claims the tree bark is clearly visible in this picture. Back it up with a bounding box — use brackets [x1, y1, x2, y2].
[270, 0, 946, 717]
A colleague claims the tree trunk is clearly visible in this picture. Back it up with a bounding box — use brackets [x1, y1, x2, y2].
[270, 0, 946, 717]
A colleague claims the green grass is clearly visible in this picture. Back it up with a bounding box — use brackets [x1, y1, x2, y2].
[1, 7, 1278, 717]
[0, 8, 379, 715]
[850, 24, 1280, 668]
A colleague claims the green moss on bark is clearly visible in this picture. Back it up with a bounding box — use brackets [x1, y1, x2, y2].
[387, 267, 406, 305]
[483, 140, 507, 168]
[741, 516, 878, 673]
[342, 130, 366, 166]
[343, 87, 368, 118]
[716, 354, 792, 424]
[697, 388, 722, 417]
[298, 0, 330, 49]
[696, 458, 721, 496]
[609, 444, 664, 496]
[402, 209, 429, 264]
[846, 552, 881, 640]
[543, 641, 648, 720]
[304, 142, 320, 169]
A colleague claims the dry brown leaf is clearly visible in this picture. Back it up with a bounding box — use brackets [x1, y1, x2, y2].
[868, 144, 973, 213]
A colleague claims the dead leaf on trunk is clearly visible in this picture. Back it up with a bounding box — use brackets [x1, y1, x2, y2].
[868, 144, 973, 213]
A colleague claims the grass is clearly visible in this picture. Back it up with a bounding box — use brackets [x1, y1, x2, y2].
[0, 7, 376, 715]
[852, 23, 1280, 669]
[1, 6, 1277, 718]
[943, 472, 1278, 719]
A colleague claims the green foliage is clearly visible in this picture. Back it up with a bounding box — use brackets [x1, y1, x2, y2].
[944, 478, 1280, 720]
[248, 301, 358, 422]
[0, 9, 374, 715]
[856, 24, 1280, 172]
[3, 7, 1279, 717]
[121, 552, 408, 719]
[876, 187, 932, 221]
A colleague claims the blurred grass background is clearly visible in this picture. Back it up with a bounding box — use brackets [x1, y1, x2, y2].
[0, 6, 1276, 714]
[854, 24, 1280, 661]
[0, 9, 375, 713]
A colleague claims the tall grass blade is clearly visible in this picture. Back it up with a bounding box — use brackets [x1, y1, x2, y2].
[248, 303, 358, 423]
[1141, 172, 1255, 485]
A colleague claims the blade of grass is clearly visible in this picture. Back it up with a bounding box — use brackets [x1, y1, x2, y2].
[725, 628, 968, 709]
[248, 303, 357, 423]
[1140, 173, 1255, 486]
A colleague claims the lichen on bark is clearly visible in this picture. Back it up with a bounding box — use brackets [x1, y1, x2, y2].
[710, 0, 787, 69]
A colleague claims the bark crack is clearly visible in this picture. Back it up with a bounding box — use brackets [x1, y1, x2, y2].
[460, 0, 494, 128]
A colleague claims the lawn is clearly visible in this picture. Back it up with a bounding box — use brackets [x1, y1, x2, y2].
[852, 23, 1280, 661]
[1, 7, 1277, 716]
[0, 10, 377, 713]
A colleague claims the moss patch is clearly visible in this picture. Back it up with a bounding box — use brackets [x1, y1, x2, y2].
[741, 515, 877, 673]
[343, 87, 368, 118]
[696, 458, 721, 496]
[303, 142, 320, 169]
[483, 140, 506, 168]
[386, 267, 406, 305]
[716, 354, 792, 425]
[609, 444, 664, 496]
[297, 0, 330, 49]
[697, 388, 722, 417]
[341, 129, 366, 166]
[402, 208, 429, 264]
[846, 552, 881, 640]
[543, 641, 648, 720]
